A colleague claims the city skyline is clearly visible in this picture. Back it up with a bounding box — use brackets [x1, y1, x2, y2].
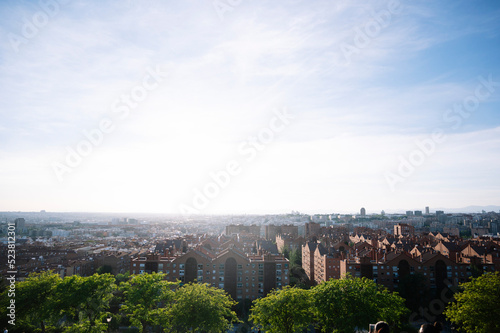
[1, 1, 500, 214]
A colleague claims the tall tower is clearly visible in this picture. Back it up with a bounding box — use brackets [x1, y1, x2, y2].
[425, 206, 430, 215]
[360, 207, 366, 216]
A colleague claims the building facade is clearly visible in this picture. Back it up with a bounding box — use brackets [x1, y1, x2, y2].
[131, 247, 289, 300]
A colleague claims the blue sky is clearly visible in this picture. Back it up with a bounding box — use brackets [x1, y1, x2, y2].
[0, 0, 499, 214]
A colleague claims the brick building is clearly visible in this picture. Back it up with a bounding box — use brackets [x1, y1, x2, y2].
[130, 246, 289, 300]
[340, 251, 495, 291]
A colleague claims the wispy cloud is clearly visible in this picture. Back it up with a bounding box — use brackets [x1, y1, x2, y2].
[1, 0, 499, 213]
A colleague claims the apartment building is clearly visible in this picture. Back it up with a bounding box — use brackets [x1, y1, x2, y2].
[130, 246, 289, 300]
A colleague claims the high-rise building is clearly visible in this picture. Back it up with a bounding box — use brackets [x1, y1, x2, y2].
[360, 207, 366, 216]
[14, 218, 26, 233]
[425, 206, 430, 215]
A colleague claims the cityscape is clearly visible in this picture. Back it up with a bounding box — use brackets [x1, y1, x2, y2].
[1, 207, 500, 331]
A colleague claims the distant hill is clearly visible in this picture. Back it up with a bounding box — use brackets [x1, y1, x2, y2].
[438, 205, 500, 213]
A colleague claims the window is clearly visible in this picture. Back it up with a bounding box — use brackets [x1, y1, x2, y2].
[219, 283, 224, 288]
[237, 283, 243, 288]
[179, 264, 185, 269]
[158, 264, 163, 270]
[179, 270, 184, 276]
[237, 264, 243, 269]
[219, 277, 224, 282]
[198, 264, 204, 269]
[219, 264, 224, 269]
[276, 264, 282, 269]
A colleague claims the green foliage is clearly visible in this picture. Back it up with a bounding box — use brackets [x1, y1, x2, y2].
[289, 247, 302, 267]
[289, 266, 312, 289]
[281, 246, 290, 259]
[169, 282, 239, 332]
[250, 286, 313, 333]
[0, 271, 62, 332]
[312, 276, 408, 333]
[56, 273, 116, 331]
[96, 265, 113, 275]
[119, 272, 176, 332]
[115, 271, 131, 285]
[444, 272, 500, 333]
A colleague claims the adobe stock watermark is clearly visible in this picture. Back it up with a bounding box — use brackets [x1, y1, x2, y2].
[8, 0, 69, 53]
[340, 0, 402, 65]
[212, 0, 244, 21]
[385, 74, 499, 192]
[178, 107, 294, 215]
[6, 221, 17, 327]
[51, 65, 168, 182]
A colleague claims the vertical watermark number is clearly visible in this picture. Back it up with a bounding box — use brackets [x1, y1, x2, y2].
[6, 222, 16, 326]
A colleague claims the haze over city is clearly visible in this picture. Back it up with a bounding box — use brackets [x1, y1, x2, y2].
[1, 1, 499, 214]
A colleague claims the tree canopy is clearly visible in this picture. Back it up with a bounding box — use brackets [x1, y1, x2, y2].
[169, 282, 239, 332]
[2, 271, 411, 333]
[119, 272, 176, 332]
[250, 286, 313, 333]
[1, 271, 62, 332]
[444, 271, 500, 333]
[312, 276, 408, 333]
[56, 273, 116, 332]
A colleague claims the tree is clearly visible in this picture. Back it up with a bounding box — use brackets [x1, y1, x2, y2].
[0, 271, 62, 332]
[250, 286, 313, 333]
[169, 282, 239, 332]
[312, 276, 408, 333]
[119, 272, 176, 332]
[96, 265, 113, 275]
[289, 247, 302, 267]
[281, 246, 290, 259]
[56, 273, 116, 332]
[444, 272, 500, 333]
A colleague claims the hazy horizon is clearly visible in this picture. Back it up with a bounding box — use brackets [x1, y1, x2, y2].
[1, 1, 500, 215]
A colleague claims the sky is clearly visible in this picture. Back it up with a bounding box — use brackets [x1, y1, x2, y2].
[0, 0, 499, 215]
